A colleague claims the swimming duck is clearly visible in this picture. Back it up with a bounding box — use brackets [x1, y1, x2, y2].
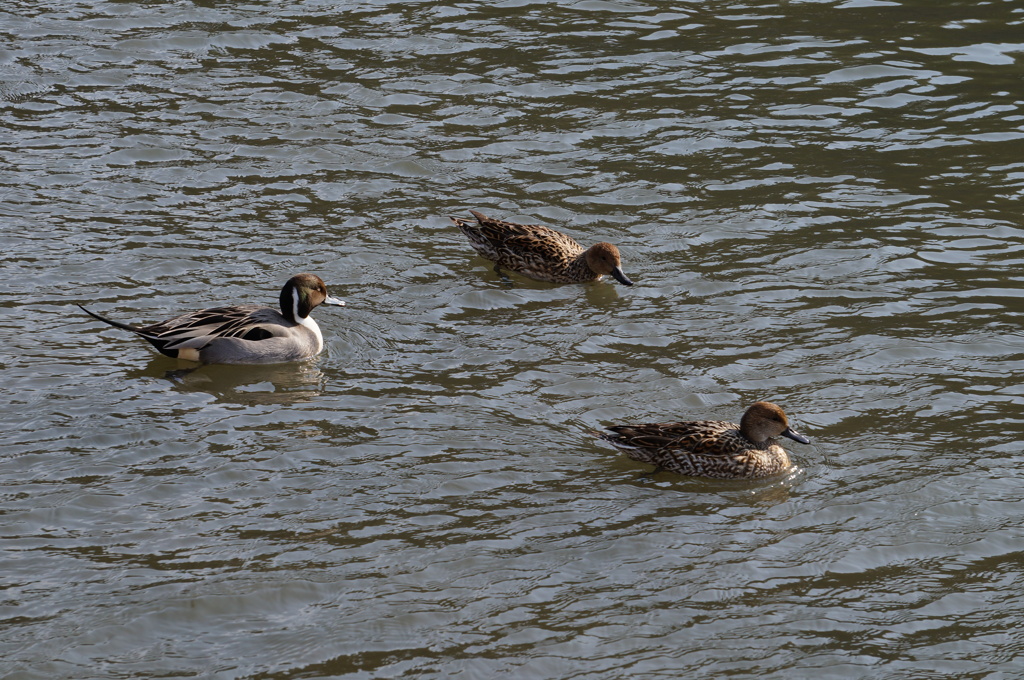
[450, 210, 634, 285]
[79, 273, 345, 364]
[598, 401, 810, 479]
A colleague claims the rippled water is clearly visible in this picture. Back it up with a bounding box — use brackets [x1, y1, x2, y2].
[3, 1, 1024, 678]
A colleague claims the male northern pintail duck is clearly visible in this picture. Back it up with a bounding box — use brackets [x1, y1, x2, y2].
[598, 401, 810, 479]
[449, 210, 634, 285]
[78, 273, 345, 364]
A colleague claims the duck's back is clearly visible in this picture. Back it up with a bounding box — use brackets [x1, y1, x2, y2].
[137, 305, 277, 349]
[605, 420, 742, 456]
[603, 419, 790, 479]
[453, 211, 586, 281]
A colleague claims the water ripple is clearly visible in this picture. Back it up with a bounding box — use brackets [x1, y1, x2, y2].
[4, 1, 1024, 678]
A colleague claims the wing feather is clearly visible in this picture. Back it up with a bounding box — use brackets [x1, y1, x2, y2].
[139, 306, 286, 350]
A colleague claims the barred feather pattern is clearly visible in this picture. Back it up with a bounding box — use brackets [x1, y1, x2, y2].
[601, 420, 791, 479]
[599, 402, 808, 479]
[138, 306, 280, 350]
[450, 210, 629, 284]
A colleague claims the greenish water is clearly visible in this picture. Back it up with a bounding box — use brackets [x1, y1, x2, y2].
[2, 1, 1024, 678]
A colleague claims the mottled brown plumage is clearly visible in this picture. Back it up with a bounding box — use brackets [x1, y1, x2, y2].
[450, 210, 633, 285]
[598, 401, 811, 479]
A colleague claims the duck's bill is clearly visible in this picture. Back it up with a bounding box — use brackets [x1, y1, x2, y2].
[782, 427, 811, 445]
[323, 295, 346, 307]
[611, 267, 634, 286]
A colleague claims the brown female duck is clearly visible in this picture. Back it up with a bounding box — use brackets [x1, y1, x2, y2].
[598, 401, 810, 479]
[450, 210, 633, 285]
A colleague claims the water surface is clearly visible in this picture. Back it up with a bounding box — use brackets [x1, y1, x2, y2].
[2, 1, 1024, 678]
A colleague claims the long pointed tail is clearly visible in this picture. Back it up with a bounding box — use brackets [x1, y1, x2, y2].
[78, 305, 142, 334]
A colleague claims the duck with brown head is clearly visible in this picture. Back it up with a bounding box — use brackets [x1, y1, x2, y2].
[598, 401, 811, 479]
[79, 273, 345, 364]
[450, 210, 634, 285]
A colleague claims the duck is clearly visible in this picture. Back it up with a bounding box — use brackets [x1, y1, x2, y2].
[78, 273, 345, 364]
[449, 210, 634, 285]
[597, 401, 810, 479]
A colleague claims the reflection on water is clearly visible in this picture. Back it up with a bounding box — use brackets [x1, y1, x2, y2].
[3, 0, 1024, 678]
[126, 359, 329, 405]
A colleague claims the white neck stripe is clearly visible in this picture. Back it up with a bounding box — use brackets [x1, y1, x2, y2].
[291, 287, 302, 321]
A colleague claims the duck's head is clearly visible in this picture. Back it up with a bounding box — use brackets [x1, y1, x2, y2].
[740, 401, 811, 446]
[584, 242, 633, 286]
[281, 273, 345, 321]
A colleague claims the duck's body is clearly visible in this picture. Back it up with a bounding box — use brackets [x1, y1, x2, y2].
[450, 210, 633, 285]
[79, 273, 345, 364]
[599, 401, 810, 479]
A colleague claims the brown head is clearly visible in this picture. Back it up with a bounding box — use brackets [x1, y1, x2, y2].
[280, 273, 345, 321]
[739, 401, 811, 446]
[584, 242, 633, 286]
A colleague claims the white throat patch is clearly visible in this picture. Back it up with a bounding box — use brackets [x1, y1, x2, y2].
[292, 287, 323, 352]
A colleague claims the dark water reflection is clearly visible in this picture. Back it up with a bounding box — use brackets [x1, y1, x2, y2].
[2, 1, 1024, 678]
